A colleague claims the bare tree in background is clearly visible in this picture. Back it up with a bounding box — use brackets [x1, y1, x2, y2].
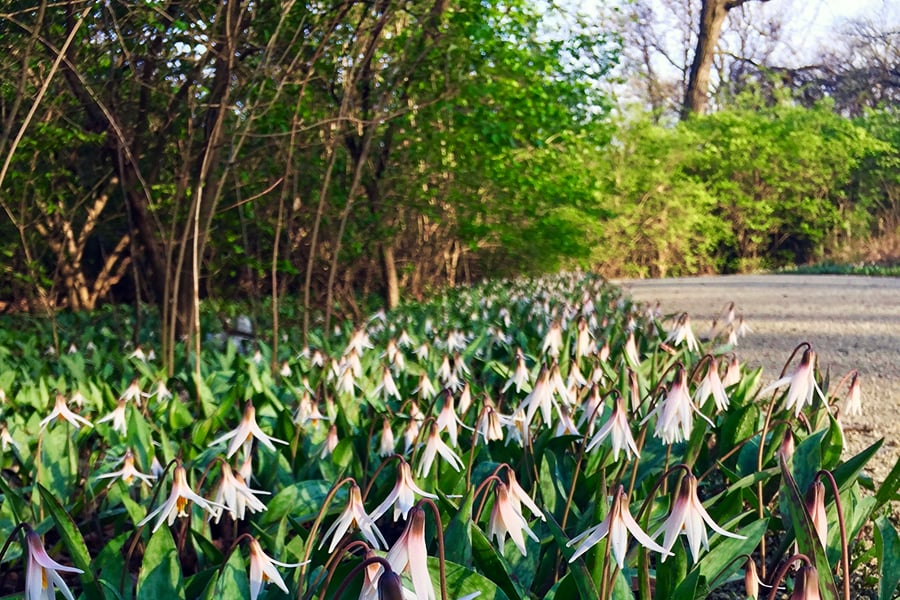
[618, 0, 791, 119]
[682, 0, 774, 117]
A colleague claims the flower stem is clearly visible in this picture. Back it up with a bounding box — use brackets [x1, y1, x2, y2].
[816, 469, 851, 600]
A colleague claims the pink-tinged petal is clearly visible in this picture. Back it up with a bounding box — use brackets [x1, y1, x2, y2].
[619, 502, 672, 559]
[567, 520, 610, 562]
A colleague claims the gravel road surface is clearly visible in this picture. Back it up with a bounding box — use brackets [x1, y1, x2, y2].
[618, 274, 900, 485]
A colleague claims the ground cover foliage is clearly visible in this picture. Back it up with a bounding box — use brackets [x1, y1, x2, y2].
[0, 272, 898, 599]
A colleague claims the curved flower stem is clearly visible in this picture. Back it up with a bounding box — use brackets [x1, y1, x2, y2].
[472, 475, 504, 523]
[756, 340, 810, 578]
[766, 553, 813, 600]
[0, 522, 27, 572]
[298, 476, 355, 584]
[418, 498, 449, 600]
[816, 469, 851, 600]
[312, 539, 371, 600]
[687, 353, 716, 384]
[362, 454, 402, 501]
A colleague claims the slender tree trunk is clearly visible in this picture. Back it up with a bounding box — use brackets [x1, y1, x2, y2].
[682, 0, 771, 118]
[381, 243, 400, 310]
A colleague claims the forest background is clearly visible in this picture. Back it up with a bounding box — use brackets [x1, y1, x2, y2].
[1, 0, 898, 356]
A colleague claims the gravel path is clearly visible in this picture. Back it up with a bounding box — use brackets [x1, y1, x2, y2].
[617, 274, 900, 485]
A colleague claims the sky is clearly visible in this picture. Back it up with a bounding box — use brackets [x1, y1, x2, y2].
[754, 0, 897, 65]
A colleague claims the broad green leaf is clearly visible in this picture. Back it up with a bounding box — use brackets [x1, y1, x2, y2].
[262, 480, 345, 525]
[136, 527, 184, 600]
[875, 516, 900, 600]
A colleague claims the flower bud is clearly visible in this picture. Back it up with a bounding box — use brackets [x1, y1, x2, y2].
[744, 559, 759, 599]
[377, 569, 405, 600]
[805, 479, 827, 548]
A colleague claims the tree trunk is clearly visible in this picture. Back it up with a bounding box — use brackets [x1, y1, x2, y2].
[381, 243, 400, 310]
[682, 0, 771, 118]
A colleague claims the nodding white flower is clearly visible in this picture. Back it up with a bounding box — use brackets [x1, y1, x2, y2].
[344, 350, 363, 378]
[476, 405, 505, 443]
[458, 383, 473, 415]
[96, 449, 156, 487]
[805, 479, 827, 548]
[665, 313, 699, 353]
[128, 346, 147, 361]
[211, 462, 269, 523]
[385, 339, 406, 371]
[414, 342, 430, 360]
[280, 361, 292, 377]
[210, 402, 288, 459]
[138, 465, 223, 533]
[379, 418, 396, 457]
[150, 456, 165, 479]
[1, 425, 19, 453]
[153, 380, 173, 401]
[252, 349, 264, 365]
[624, 331, 640, 366]
[397, 329, 413, 348]
[502, 407, 531, 448]
[502, 349, 530, 394]
[568, 485, 671, 567]
[96, 399, 129, 435]
[722, 355, 742, 387]
[321, 482, 387, 553]
[344, 329, 373, 357]
[69, 390, 87, 408]
[506, 470, 544, 522]
[521, 366, 557, 427]
[402, 419, 420, 455]
[311, 349, 326, 367]
[844, 372, 862, 416]
[40, 394, 93, 431]
[321, 425, 339, 459]
[760, 349, 824, 417]
[554, 404, 580, 437]
[413, 374, 436, 401]
[643, 367, 712, 445]
[415, 424, 464, 477]
[575, 319, 593, 359]
[598, 340, 611, 362]
[446, 329, 469, 353]
[67, 343, 78, 355]
[248, 537, 305, 600]
[437, 355, 456, 389]
[489, 482, 539, 556]
[373, 367, 401, 401]
[336, 366, 358, 396]
[653, 473, 745, 562]
[541, 321, 563, 358]
[120, 378, 148, 406]
[694, 362, 730, 413]
[386, 507, 436, 600]
[578, 385, 604, 432]
[566, 362, 588, 390]
[371, 460, 437, 522]
[587, 394, 640, 462]
[736, 315, 751, 338]
[24, 528, 83, 600]
[435, 393, 461, 447]
[295, 392, 327, 428]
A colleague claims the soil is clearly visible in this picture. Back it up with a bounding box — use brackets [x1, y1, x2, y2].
[617, 274, 900, 487]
